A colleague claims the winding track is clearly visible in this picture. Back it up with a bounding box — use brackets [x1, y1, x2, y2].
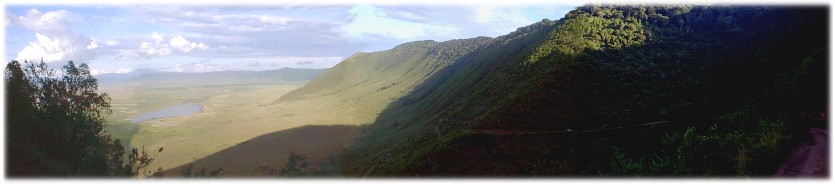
[775, 128, 829, 178]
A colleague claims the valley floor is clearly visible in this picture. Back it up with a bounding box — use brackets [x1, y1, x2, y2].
[101, 82, 378, 176]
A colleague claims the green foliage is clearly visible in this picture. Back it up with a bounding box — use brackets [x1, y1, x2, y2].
[258, 151, 328, 177]
[181, 164, 224, 178]
[5, 59, 164, 177]
[6, 59, 114, 176]
[607, 113, 793, 176]
[280, 151, 310, 177]
[528, 6, 650, 64]
[343, 5, 826, 177]
[125, 146, 166, 177]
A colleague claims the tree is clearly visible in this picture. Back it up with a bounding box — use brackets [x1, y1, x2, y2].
[181, 164, 223, 178]
[280, 151, 310, 177]
[5, 59, 161, 177]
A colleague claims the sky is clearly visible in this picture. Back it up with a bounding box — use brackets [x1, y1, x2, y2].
[4, 3, 579, 75]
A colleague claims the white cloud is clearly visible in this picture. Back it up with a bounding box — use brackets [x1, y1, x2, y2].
[16, 33, 68, 62]
[259, 16, 289, 25]
[373, 5, 571, 41]
[90, 69, 106, 76]
[9, 9, 107, 63]
[11, 9, 78, 32]
[138, 32, 208, 57]
[169, 36, 208, 53]
[131, 5, 361, 57]
[139, 40, 172, 57]
[342, 5, 427, 40]
[86, 40, 99, 49]
[9, 5, 576, 72]
[105, 40, 119, 46]
[471, 6, 533, 33]
[115, 68, 132, 73]
[168, 62, 220, 73]
[151, 32, 164, 44]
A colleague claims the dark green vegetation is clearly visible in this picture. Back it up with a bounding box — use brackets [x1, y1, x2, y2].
[5, 60, 163, 177]
[181, 164, 224, 178]
[341, 5, 828, 176]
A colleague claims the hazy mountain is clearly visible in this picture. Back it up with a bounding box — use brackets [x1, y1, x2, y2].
[98, 68, 327, 87]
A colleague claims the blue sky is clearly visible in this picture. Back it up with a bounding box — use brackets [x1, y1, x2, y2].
[4, 3, 578, 74]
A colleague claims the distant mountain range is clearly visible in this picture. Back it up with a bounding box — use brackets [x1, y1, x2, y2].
[97, 67, 327, 86]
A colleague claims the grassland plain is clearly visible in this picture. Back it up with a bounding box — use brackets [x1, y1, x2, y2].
[100, 82, 311, 175]
[97, 37, 498, 176]
[100, 81, 395, 176]
[97, 69, 359, 176]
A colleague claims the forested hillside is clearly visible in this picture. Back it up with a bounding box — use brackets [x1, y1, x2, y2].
[342, 5, 828, 176]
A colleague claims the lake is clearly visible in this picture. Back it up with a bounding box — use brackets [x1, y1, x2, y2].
[131, 103, 203, 123]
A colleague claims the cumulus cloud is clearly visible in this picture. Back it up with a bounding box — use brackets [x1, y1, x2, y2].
[138, 32, 208, 57]
[10, 9, 78, 32]
[86, 39, 99, 49]
[131, 5, 362, 57]
[169, 36, 208, 53]
[9, 8, 213, 63]
[8, 4, 576, 73]
[16, 33, 68, 62]
[9, 9, 103, 63]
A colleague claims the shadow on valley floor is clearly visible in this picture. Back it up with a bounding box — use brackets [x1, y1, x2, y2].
[164, 125, 365, 177]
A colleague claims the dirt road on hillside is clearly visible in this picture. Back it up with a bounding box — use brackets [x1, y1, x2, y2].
[775, 128, 829, 178]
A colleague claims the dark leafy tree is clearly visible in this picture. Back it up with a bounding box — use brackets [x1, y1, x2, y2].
[280, 151, 310, 177]
[5, 59, 163, 177]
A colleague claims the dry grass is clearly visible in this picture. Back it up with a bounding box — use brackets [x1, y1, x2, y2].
[101, 81, 383, 177]
[163, 125, 362, 177]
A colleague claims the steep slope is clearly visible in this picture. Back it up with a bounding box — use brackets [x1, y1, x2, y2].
[344, 5, 827, 176]
[275, 37, 496, 122]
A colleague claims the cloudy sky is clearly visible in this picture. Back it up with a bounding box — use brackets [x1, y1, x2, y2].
[4, 3, 578, 75]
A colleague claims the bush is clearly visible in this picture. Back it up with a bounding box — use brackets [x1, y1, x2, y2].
[606, 109, 794, 176]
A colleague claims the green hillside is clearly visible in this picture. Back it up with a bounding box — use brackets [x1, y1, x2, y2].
[342, 5, 828, 176]
[275, 37, 496, 115]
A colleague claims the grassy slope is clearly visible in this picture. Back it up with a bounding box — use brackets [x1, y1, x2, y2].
[277, 37, 495, 117]
[106, 38, 495, 176]
[273, 37, 499, 128]
[342, 19, 560, 176]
